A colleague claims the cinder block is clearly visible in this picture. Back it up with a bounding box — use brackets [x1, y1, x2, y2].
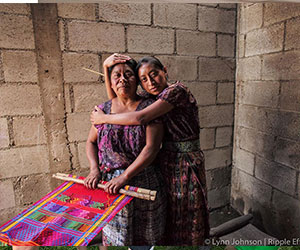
[184, 82, 216, 106]
[99, 3, 151, 25]
[239, 4, 263, 34]
[280, 81, 300, 112]
[0, 207, 23, 227]
[0, 52, 4, 82]
[127, 26, 174, 54]
[233, 147, 255, 175]
[177, 30, 216, 56]
[237, 34, 245, 58]
[256, 156, 296, 196]
[0, 118, 9, 148]
[64, 83, 72, 113]
[234, 168, 272, 206]
[264, 3, 300, 26]
[0, 180, 15, 210]
[208, 185, 230, 209]
[69, 142, 80, 169]
[236, 104, 279, 135]
[57, 3, 96, 20]
[199, 4, 217, 7]
[216, 126, 232, 147]
[63, 52, 100, 83]
[0, 15, 34, 49]
[13, 116, 46, 146]
[14, 174, 51, 206]
[262, 51, 300, 80]
[2, 51, 38, 82]
[245, 23, 284, 57]
[218, 3, 236, 9]
[78, 141, 89, 169]
[198, 6, 236, 34]
[58, 19, 65, 51]
[159, 56, 197, 81]
[0, 85, 42, 116]
[238, 127, 275, 161]
[285, 18, 300, 50]
[153, 3, 197, 29]
[237, 56, 261, 81]
[66, 112, 91, 142]
[206, 166, 231, 191]
[204, 147, 232, 170]
[217, 82, 234, 104]
[277, 111, 300, 141]
[199, 104, 234, 128]
[239, 81, 280, 108]
[0, 4, 30, 14]
[73, 84, 108, 112]
[272, 189, 300, 237]
[68, 21, 125, 52]
[199, 58, 235, 81]
[217, 34, 235, 58]
[200, 128, 215, 150]
[0, 146, 49, 178]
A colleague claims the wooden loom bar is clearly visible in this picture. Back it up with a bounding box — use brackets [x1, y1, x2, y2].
[53, 173, 156, 201]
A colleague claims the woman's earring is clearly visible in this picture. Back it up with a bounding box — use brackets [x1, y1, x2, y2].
[165, 74, 169, 81]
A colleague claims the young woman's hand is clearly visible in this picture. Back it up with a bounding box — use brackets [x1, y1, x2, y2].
[103, 53, 131, 69]
[84, 169, 101, 189]
[104, 173, 128, 194]
[90, 106, 105, 125]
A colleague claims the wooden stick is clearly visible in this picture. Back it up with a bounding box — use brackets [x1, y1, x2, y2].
[53, 173, 156, 201]
[55, 173, 157, 197]
[82, 67, 105, 76]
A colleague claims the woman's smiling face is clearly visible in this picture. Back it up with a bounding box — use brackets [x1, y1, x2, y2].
[110, 63, 137, 98]
[138, 63, 168, 96]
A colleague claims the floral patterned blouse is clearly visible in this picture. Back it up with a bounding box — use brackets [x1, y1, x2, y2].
[157, 82, 200, 142]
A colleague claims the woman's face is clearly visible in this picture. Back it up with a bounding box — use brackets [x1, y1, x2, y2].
[110, 64, 137, 98]
[138, 63, 168, 96]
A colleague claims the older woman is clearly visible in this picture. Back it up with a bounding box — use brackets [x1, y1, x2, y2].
[84, 59, 166, 246]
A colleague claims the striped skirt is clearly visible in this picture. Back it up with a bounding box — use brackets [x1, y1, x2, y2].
[158, 139, 210, 245]
[101, 165, 167, 246]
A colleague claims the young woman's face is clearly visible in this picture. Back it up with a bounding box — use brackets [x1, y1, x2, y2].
[110, 64, 137, 98]
[138, 63, 168, 96]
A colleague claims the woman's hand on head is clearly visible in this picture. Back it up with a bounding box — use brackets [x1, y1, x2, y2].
[90, 106, 105, 125]
[104, 173, 128, 194]
[103, 53, 131, 69]
[84, 169, 101, 189]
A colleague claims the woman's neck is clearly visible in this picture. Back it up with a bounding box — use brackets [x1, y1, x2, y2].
[112, 95, 141, 113]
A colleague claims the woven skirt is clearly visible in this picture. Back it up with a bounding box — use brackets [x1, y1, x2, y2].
[158, 139, 210, 246]
[101, 165, 167, 246]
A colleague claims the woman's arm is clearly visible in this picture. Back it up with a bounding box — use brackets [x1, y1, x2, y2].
[104, 122, 164, 194]
[103, 53, 131, 100]
[91, 99, 174, 126]
[84, 126, 101, 189]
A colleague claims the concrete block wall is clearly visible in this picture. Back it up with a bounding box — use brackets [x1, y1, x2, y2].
[0, 4, 52, 224]
[232, 3, 300, 238]
[0, 3, 236, 225]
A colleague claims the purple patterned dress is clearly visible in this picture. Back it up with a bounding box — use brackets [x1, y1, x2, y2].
[95, 98, 166, 246]
[157, 82, 210, 245]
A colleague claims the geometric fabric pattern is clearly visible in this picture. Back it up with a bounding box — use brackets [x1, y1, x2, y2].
[0, 176, 134, 246]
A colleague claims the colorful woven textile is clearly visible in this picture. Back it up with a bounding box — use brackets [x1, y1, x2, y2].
[0, 176, 135, 246]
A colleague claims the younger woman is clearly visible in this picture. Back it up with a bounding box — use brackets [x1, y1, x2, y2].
[91, 54, 210, 245]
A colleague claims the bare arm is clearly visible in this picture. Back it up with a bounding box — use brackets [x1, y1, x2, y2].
[84, 126, 101, 189]
[104, 122, 164, 194]
[103, 53, 131, 100]
[91, 99, 174, 126]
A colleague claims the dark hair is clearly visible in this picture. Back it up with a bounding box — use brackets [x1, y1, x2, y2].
[136, 56, 164, 73]
[107, 58, 138, 80]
